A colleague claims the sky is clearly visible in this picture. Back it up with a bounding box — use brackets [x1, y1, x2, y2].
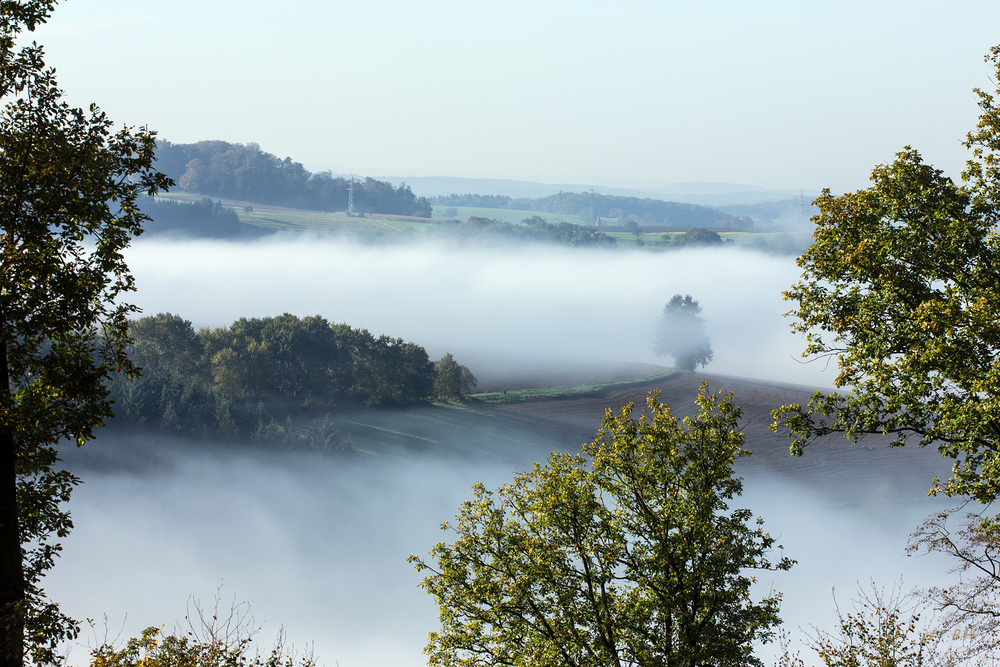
[29, 0, 1000, 193]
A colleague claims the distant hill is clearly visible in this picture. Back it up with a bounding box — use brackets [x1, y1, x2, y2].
[155, 140, 432, 217]
[716, 198, 821, 230]
[431, 192, 750, 229]
[381, 175, 810, 207]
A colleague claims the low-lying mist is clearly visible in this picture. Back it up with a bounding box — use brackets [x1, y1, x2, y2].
[50, 434, 952, 667]
[123, 235, 829, 388]
[47, 236, 957, 666]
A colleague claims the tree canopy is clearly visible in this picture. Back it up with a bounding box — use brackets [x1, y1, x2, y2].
[670, 227, 723, 248]
[433, 353, 477, 400]
[653, 294, 713, 371]
[105, 313, 477, 446]
[432, 216, 617, 247]
[411, 386, 792, 667]
[0, 2, 171, 662]
[772, 45, 1000, 506]
[138, 196, 264, 238]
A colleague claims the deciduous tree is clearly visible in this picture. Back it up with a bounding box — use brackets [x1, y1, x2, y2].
[0, 2, 170, 663]
[653, 294, 713, 371]
[806, 584, 943, 667]
[670, 227, 722, 248]
[907, 508, 1000, 664]
[433, 353, 476, 400]
[772, 45, 1000, 506]
[623, 219, 640, 238]
[410, 386, 792, 667]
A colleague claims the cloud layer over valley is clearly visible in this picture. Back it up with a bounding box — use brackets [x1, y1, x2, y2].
[34, 236, 965, 667]
[51, 435, 952, 667]
[124, 236, 828, 388]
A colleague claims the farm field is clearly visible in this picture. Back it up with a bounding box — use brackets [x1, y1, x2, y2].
[156, 192, 432, 235]
[153, 365, 951, 508]
[473, 371, 952, 505]
[236, 208, 428, 235]
[431, 205, 588, 226]
[154, 193, 809, 250]
[605, 230, 804, 248]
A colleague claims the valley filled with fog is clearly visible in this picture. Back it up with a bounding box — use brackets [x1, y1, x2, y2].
[52, 434, 951, 667]
[44, 237, 959, 666]
[121, 235, 826, 388]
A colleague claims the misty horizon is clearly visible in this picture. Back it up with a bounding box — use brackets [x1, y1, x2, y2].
[36, 234, 961, 667]
[7, 1, 1000, 664]
[121, 235, 832, 390]
[50, 428, 956, 667]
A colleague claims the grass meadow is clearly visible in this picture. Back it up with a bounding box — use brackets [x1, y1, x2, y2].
[155, 193, 800, 248]
[431, 205, 589, 226]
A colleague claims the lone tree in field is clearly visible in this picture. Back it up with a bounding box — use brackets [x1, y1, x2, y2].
[410, 386, 793, 667]
[623, 219, 641, 240]
[0, 2, 170, 664]
[654, 294, 713, 371]
[771, 45, 1000, 508]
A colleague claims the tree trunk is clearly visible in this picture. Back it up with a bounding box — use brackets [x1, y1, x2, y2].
[0, 332, 24, 667]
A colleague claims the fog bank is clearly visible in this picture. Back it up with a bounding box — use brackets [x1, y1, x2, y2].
[124, 237, 831, 388]
[45, 236, 959, 667]
[49, 435, 952, 667]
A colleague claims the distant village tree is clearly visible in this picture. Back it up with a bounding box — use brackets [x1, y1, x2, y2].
[623, 219, 642, 242]
[0, 2, 171, 664]
[411, 387, 793, 667]
[671, 227, 723, 247]
[654, 294, 713, 371]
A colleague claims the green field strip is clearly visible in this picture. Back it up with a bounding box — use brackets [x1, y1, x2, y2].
[470, 369, 681, 405]
[234, 208, 427, 236]
[431, 205, 588, 226]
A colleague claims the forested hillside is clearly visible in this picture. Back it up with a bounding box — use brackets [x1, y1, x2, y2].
[106, 313, 472, 445]
[432, 192, 746, 228]
[156, 140, 432, 216]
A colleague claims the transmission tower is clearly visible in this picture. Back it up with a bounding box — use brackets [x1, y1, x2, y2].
[348, 175, 356, 215]
[589, 187, 596, 226]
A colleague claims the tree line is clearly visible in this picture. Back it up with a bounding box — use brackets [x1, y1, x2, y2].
[155, 140, 433, 217]
[105, 313, 475, 443]
[426, 215, 617, 246]
[431, 191, 746, 228]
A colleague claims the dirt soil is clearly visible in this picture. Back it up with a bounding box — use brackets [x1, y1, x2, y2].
[476, 372, 952, 504]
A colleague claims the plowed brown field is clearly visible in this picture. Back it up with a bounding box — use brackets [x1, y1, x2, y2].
[477, 372, 952, 504]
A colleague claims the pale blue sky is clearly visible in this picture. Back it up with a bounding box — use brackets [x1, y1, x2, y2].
[32, 0, 1000, 192]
